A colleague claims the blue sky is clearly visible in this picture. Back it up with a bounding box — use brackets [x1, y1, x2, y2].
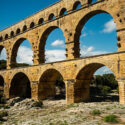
[0, 0, 117, 74]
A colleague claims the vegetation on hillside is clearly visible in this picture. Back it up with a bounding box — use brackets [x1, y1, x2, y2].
[0, 60, 29, 70]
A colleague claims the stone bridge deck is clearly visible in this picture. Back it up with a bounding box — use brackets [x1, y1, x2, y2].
[0, 52, 125, 104]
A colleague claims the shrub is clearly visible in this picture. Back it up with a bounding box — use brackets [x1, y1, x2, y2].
[103, 114, 118, 123]
[31, 100, 43, 108]
[98, 85, 111, 95]
[0, 96, 6, 104]
[91, 109, 101, 115]
[0, 111, 8, 121]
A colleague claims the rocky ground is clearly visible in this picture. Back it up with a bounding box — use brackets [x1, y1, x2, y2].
[0, 96, 125, 125]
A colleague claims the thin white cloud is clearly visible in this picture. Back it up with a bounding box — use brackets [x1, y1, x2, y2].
[80, 45, 107, 57]
[102, 19, 116, 33]
[0, 48, 6, 60]
[81, 33, 87, 37]
[95, 66, 113, 75]
[17, 46, 33, 65]
[51, 40, 65, 48]
[45, 50, 66, 62]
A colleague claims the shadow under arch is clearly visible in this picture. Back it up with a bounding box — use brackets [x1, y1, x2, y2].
[74, 63, 118, 103]
[38, 68, 65, 100]
[10, 38, 33, 68]
[0, 75, 4, 93]
[39, 26, 65, 63]
[74, 10, 117, 57]
[9, 72, 31, 98]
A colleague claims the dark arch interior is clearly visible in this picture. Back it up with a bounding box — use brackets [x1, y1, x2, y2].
[0, 76, 4, 92]
[48, 13, 55, 21]
[73, 1, 81, 10]
[9, 72, 31, 98]
[10, 31, 14, 37]
[30, 22, 35, 28]
[38, 18, 44, 25]
[38, 69, 65, 100]
[60, 8, 67, 16]
[23, 25, 27, 31]
[16, 28, 21, 34]
[76, 63, 118, 102]
[0, 37, 3, 42]
[5, 34, 8, 39]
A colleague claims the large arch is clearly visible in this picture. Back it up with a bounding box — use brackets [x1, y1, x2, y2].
[74, 10, 117, 57]
[39, 26, 65, 63]
[74, 63, 118, 103]
[9, 72, 31, 98]
[10, 38, 33, 68]
[38, 69, 65, 100]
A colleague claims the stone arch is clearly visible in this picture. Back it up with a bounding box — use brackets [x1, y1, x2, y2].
[73, 1, 81, 10]
[0, 36, 3, 42]
[16, 28, 21, 35]
[23, 25, 27, 32]
[5, 34, 8, 40]
[60, 8, 67, 16]
[30, 22, 35, 28]
[74, 10, 117, 58]
[74, 62, 117, 102]
[10, 31, 14, 37]
[38, 18, 44, 25]
[10, 38, 33, 68]
[9, 72, 31, 98]
[38, 68, 65, 100]
[39, 26, 65, 63]
[48, 13, 55, 21]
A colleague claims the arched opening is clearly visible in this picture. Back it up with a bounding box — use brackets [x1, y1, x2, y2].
[23, 25, 27, 32]
[75, 10, 117, 58]
[73, 1, 81, 10]
[30, 22, 35, 28]
[75, 63, 118, 103]
[88, 0, 99, 4]
[39, 26, 66, 63]
[16, 28, 21, 35]
[5, 34, 8, 40]
[0, 76, 4, 93]
[0, 46, 7, 70]
[48, 13, 55, 21]
[0, 37, 3, 42]
[11, 38, 33, 68]
[38, 18, 44, 25]
[9, 72, 31, 98]
[10, 31, 14, 37]
[38, 69, 65, 100]
[60, 8, 67, 16]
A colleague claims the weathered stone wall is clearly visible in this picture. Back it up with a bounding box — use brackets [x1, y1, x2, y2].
[0, 0, 125, 104]
[0, 52, 124, 104]
[0, 0, 125, 69]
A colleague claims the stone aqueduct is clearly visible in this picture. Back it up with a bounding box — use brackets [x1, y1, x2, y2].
[0, 0, 125, 104]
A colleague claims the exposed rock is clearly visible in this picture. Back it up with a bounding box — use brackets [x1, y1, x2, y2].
[7, 97, 23, 106]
